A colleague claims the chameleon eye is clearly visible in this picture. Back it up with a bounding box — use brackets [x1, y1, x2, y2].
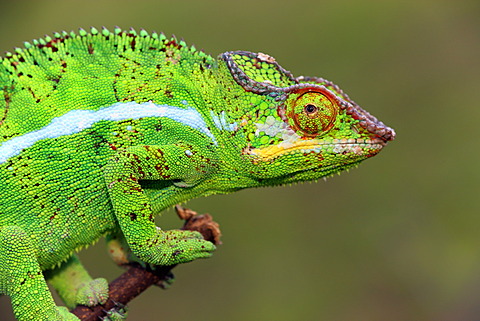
[286, 91, 338, 137]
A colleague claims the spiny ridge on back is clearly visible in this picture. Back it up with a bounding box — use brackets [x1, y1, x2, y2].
[1, 27, 209, 70]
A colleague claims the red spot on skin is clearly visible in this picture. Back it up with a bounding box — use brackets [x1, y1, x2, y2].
[34, 37, 65, 51]
[165, 40, 182, 49]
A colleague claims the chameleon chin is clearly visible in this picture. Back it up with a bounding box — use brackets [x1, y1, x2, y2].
[0, 27, 394, 320]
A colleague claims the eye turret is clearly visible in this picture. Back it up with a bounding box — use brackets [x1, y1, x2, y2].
[285, 89, 338, 137]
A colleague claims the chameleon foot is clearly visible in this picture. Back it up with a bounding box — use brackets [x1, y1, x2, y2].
[148, 229, 216, 266]
[101, 301, 128, 321]
[76, 277, 109, 306]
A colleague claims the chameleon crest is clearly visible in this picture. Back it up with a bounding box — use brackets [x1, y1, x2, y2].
[0, 27, 394, 320]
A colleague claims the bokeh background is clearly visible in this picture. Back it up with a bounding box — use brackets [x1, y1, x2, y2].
[0, 0, 479, 320]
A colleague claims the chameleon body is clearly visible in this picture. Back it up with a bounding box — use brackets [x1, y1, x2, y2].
[0, 27, 394, 320]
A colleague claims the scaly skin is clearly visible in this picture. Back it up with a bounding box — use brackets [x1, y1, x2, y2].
[0, 27, 395, 320]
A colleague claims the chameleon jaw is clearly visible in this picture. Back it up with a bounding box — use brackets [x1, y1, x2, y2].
[244, 137, 386, 162]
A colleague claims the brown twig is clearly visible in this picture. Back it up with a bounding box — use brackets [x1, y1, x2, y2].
[71, 206, 221, 321]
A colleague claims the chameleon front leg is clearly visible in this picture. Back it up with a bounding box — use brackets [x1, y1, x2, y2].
[104, 144, 216, 266]
[0, 226, 79, 321]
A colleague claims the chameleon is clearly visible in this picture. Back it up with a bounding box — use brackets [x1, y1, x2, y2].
[0, 27, 395, 320]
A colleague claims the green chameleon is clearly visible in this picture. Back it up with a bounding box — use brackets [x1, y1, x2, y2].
[0, 27, 394, 320]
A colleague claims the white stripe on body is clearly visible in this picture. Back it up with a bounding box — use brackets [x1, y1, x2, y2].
[0, 101, 215, 164]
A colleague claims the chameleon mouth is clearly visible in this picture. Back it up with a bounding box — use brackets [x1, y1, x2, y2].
[245, 137, 386, 161]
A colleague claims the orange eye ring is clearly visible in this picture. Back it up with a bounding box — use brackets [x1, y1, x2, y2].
[286, 89, 338, 137]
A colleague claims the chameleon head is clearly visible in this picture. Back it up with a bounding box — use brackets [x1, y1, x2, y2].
[220, 51, 395, 184]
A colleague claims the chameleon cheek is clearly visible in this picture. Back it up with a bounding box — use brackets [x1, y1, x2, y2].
[285, 89, 338, 137]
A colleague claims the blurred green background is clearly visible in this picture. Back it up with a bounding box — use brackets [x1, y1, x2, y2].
[1, 0, 479, 320]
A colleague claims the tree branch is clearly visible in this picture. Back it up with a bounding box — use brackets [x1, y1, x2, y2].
[71, 206, 221, 321]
